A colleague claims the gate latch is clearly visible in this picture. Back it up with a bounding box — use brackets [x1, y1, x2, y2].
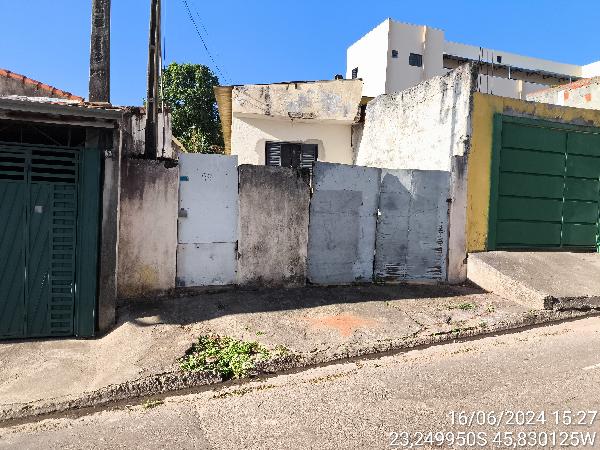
[178, 208, 188, 218]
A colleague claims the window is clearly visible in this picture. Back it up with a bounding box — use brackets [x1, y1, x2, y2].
[351, 67, 358, 79]
[391, 50, 398, 58]
[265, 142, 318, 175]
[408, 53, 423, 67]
[496, 55, 502, 64]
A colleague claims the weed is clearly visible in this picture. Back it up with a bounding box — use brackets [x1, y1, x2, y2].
[256, 331, 265, 336]
[179, 335, 271, 379]
[142, 399, 164, 410]
[479, 321, 488, 328]
[448, 302, 477, 311]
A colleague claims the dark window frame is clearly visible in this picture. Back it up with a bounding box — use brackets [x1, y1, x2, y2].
[408, 53, 423, 67]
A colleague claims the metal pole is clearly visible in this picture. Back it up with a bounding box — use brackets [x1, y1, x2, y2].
[89, 0, 111, 103]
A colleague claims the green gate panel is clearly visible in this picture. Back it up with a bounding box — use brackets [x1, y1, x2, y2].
[496, 222, 562, 247]
[490, 116, 600, 250]
[500, 148, 565, 176]
[0, 144, 100, 340]
[567, 132, 600, 156]
[26, 184, 52, 337]
[75, 148, 101, 338]
[502, 122, 566, 152]
[497, 197, 562, 222]
[498, 173, 564, 199]
[563, 201, 599, 224]
[563, 224, 598, 246]
[0, 182, 26, 338]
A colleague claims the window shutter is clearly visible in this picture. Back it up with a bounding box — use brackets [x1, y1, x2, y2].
[265, 142, 282, 166]
[300, 144, 318, 176]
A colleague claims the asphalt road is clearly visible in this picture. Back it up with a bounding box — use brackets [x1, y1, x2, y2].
[1, 316, 599, 449]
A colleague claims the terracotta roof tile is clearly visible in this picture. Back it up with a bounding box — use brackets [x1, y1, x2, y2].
[0, 68, 84, 102]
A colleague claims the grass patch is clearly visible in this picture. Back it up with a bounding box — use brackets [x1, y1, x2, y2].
[448, 302, 477, 311]
[142, 399, 163, 410]
[179, 335, 273, 379]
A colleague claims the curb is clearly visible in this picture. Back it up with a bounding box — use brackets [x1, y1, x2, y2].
[1, 308, 598, 424]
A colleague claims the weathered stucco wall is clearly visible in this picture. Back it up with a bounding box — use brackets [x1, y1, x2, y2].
[467, 93, 600, 253]
[526, 78, 600, 110]
[375, 170, 450, 282]
[231, 116, 353, 165]
[117, 159, 179, 299]
[356, 63, 476, 170]
[238, 165, 310, 287]
[307, 162, 381, 284]
[232, 80, 362, 122]
[356, 63, 478, 283]
[177, 154, 238, 286]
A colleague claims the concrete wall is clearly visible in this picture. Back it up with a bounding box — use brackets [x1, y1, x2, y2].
[232, 116, 353, 165]
[307, 162, 381, 284]
[121, 108, 174, 159]
[467, 93, 600, 253]
[356, 63, 478, 282]
[177, 154, 238, 286]
[527, 78, 600, 110]
[375, 169, 450, 282]
[232, 80, 362, 122]
[117, 159, 179, 299]
[238, 165, 310, 287]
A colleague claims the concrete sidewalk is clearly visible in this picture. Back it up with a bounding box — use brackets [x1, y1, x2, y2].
[0, 284, 596, 422]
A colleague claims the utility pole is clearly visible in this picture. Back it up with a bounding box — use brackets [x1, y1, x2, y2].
[89, 0, 111, 103]
[145, 0, 162, 158]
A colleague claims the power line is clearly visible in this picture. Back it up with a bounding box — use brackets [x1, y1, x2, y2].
[179, 0, 271, 113]
[180, 0, 229, 84]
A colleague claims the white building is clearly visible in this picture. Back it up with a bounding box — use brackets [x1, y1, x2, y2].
[347, 18, 600, 99]
[215, 79, 363, 167]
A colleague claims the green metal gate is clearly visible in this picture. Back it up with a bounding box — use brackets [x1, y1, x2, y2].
[489, 115, 600, 250]
[0, 144, 101, 339]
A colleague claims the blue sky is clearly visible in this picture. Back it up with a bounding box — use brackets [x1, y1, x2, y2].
[2, 0, 599, 105]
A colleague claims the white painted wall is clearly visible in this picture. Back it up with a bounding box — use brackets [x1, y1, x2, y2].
[348, 18, 599, 99]
[231, 116, 353, 165]
[346, 20, 390, 98]
[444, 41, 582, 77]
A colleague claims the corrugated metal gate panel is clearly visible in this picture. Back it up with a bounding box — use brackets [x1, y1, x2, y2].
[0, 144, 92, 339]
[0, 182, 26, 338]
[490, 116, 600, 250]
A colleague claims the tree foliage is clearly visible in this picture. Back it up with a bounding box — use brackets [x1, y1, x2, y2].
[161, 63, 224, 153]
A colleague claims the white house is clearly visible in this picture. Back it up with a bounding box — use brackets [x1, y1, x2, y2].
[347, 18, 600, 99]
[215, 79, 363, 168]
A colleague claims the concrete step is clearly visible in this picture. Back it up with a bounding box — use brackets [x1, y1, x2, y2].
[467, 251, 600, 311]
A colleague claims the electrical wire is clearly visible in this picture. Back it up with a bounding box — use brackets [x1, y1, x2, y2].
[180, 0, 272, 113]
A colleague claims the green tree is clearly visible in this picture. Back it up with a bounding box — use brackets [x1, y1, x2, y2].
[161, 63, 224, 153]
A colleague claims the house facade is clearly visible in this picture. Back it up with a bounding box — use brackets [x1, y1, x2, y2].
[215, 79, 364, 168]
[347, 18, 600, 99]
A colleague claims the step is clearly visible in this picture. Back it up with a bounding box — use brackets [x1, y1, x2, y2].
[467, 251, 600, 311]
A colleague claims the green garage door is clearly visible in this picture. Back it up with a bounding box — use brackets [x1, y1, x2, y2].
[0, 144, 101, 339]
[489, 115, 600, 250]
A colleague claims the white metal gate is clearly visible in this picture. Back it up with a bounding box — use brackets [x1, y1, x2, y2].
[177, 154, 238, 286]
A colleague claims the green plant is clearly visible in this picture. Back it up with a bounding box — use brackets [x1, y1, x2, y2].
[142, 399, 164, 410]
[179, 335, 270, 379]
[161, 63, 224, 153]
[448, 302, 477, 311]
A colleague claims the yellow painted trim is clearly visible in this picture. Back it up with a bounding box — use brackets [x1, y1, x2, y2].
[467, 93, 600, 252]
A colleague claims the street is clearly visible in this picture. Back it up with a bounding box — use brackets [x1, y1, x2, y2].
[1, 316, 599, 449]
